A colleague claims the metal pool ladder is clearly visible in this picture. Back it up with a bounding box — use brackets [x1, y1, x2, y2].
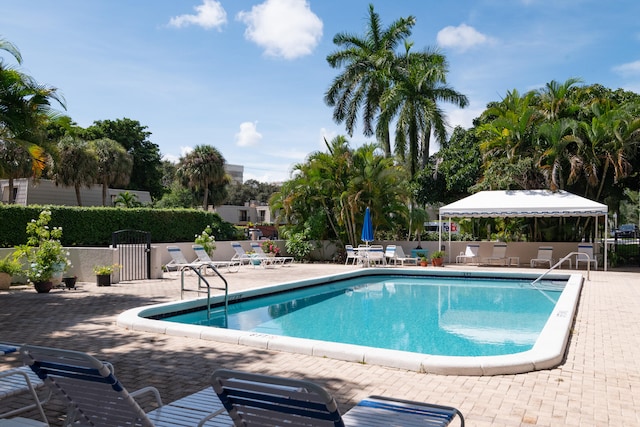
[531, 251, 590, 287]
[180, 264, 229, 321]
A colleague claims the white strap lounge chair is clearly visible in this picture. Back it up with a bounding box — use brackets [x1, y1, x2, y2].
[456, 244, 480, 264]
[393, 246, 418, 266]
[19, 345, 224, 427]
[192, 244, 240, 273]
[230, 242, 276, 268]
[249, 242, 294, 266]
[482, 243, 508, 266]
[384, 245, 398, 266]
[166, 246, 208, 273]
[575, 243, 597, 270]
[530, 246, 554, 268]
[0, 362, 50, 424]
[198, 369, 464, 427]
[365, 245, 387, 267]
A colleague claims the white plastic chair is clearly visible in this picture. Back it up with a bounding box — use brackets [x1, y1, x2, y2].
[530, 246, 554, 268]
[576, 244, 597, 270]
[456, 244, 480, 264]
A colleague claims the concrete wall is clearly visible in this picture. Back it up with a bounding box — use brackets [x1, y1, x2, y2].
[0, 240, 600, 286]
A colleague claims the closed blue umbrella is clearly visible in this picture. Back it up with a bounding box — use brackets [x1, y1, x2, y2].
[361, 207, 374, 245]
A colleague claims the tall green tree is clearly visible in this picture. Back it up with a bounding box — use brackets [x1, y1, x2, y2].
[325, 4, 415, 156]
[82, 118, 163, 199]
[177, 145, 229, 209]
[88, 138, 133, 206]
[53, 136, 98, 206]
[380, 44, 468, 178]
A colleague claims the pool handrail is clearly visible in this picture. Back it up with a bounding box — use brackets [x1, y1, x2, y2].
[531, 251, 590, 286]
[180, 264, 229, 323]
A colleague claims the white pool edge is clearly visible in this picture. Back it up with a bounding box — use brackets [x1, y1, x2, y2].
[116, 268, 583, 375]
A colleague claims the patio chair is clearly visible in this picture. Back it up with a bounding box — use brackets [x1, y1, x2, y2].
[249, 242, 294, 266]
[230, 242, 277, 269]
[575, 243, 597, 270]
[530, 246, 554, 268]
[192, 244, 240, 273]
[344, 245, 360, 265]
[198, 368, 464, 427]
[384, 245, 398, 266]
[366, 245, 387, 267]
[18, 345, 223, 427]
[482, 243, 508, 266]
[456, 244, 480, 264]
[393, 246, 418, 266]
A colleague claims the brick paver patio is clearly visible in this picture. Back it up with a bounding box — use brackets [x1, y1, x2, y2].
[1, 263, 639, 426]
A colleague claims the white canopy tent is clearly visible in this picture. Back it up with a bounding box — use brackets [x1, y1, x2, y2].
[438, 190, 609, 270]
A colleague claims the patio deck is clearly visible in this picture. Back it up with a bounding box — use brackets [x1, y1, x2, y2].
[1, 263, 639, 426]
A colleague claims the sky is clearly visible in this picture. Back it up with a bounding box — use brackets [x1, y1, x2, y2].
[2, 0, 640, 183]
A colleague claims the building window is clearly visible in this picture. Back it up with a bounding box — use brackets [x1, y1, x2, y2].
[239, 210, 248, 222]
[259, 210, 266, 222]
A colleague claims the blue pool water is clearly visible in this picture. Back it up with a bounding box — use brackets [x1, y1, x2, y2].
[161, 275, 563, 357]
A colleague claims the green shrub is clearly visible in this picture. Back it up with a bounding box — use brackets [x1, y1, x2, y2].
[0, 205, 237, 247]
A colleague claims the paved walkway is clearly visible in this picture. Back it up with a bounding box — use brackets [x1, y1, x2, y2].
[1, 263, 639, 426]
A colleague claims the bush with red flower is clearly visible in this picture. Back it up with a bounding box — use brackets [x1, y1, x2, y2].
[261, 240, 280, 255]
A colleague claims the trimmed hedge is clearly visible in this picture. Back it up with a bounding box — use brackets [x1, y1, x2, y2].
[0, 205, 240, 247]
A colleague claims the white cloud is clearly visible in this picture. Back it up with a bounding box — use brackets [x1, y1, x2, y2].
[168, 0, 227, 30]
[161, 146, 194, 163]
[437, 24, 491, 52]
[236, 0, 323, 59]
[235, 122, 263, 147]
[612, 60, 640, 76]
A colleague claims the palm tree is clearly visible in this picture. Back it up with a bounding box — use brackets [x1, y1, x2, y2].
[379, 44, 468, 178]
[325, 4, 415, 156]
[0, 36, 22, 63]
[53, 136, 98, 206]
[0, 139, 32, 203]
[177, 145, 228, 209]
[88, 138, 133, 206]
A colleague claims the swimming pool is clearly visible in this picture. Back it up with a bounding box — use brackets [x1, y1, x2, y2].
[117, 268, 583, 375]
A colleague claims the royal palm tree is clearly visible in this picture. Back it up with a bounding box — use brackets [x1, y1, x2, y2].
[53, 136, 98, 206]
[88, 138, 133, 206]
[177, 145, 228, 209]
[325, 4, 415, 156]
[0, 36, 22, 63]
[379, 44, 468, 178]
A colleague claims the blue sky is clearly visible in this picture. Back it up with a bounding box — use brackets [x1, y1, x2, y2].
[2, 0, 639, 182]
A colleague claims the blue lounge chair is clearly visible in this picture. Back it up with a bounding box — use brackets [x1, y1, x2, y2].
[19, 345, 224, 427]
[198, 368, 464, 426]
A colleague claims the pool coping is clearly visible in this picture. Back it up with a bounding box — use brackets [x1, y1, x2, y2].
[116, 268, 583, 375]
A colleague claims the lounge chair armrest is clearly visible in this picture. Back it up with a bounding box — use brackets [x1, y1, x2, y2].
[196, 408, 227, 427]
[130, 386, 163, 407]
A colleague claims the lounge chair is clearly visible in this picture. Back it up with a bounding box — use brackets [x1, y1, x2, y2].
[482, 243, 508, 266]
[166, 246, 208, 273]
[249, 242, 294, 266]
[230, 242, 276, 268]
[198, 368, 464, 427]
[18, 345, 223, 427]
[344, 245, 361, 265]
[530, 246, 554, 268]
[575, 243, 597, 270]
[456, 244, 480, 264]
[0, 364, 50, 424]
[384, 245, 398, 266]
[389, 245, 418, 266]
[192, 244, 240, 273]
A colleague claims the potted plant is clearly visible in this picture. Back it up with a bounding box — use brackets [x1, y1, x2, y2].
[14, 209, 71, 293]
[62, 275, 78, 289]
[93, 264, 120, 287]
[431, 250, 445, 267]
[419, 255, 429, 267]
[0, 254, 22, 290]
[195, 225, 216, 256]
[261, 240, 280, 257]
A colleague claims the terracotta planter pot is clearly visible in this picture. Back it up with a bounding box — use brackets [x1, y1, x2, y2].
[0, 272, 11, 290]
[34, 280, 53, 293]
[419, 260, 429, 267]
[431, 258, 444, 267]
